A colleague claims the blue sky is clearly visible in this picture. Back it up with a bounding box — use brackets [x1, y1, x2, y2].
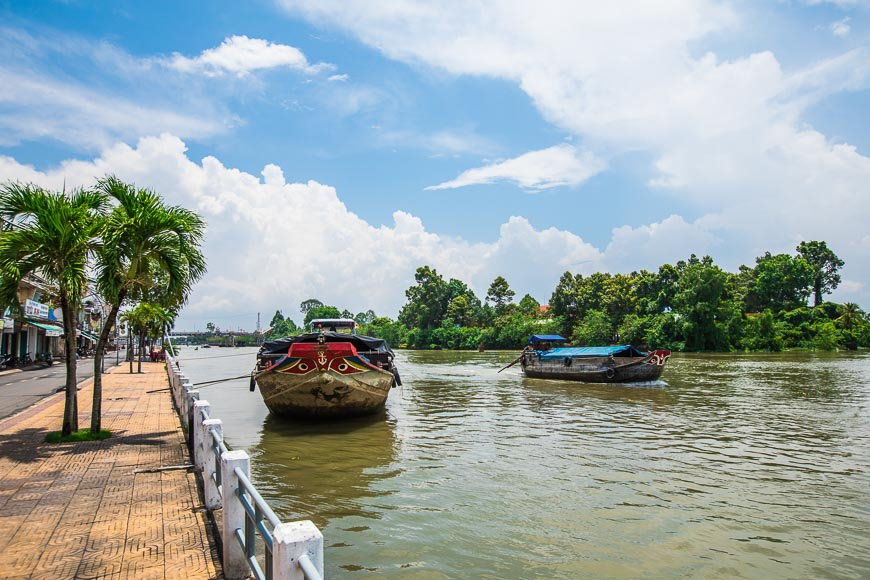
[2, 0, 869, 332]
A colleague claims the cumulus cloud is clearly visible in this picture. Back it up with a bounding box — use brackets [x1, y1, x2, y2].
[275, 0, 870, 304]
[3, 135, 867, 325]
[0, 135, 607, 327]
[425, 144, 606, 190]
[167, 35, 333, 77]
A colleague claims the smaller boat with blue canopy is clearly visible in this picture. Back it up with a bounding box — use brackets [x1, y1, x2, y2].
[518, 335, 670, 383]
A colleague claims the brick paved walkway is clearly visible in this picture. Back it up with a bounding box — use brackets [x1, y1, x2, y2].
[0, 362, 221, 579]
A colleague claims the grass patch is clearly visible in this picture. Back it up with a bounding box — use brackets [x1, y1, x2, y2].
[45, 429, 112, 443]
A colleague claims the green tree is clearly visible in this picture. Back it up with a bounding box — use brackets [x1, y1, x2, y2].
[602, 273, 638, 326]
[399, 266, 448, 329]
[355, 310, 376, 325]
[0, 181, 109, 436]
[742, 309, 782, 351]
[486, 275, 515, 316]
[571, 310, 613, 346]
[120, 302, 172, 373]
[270, 310, 285, 328]
[303, 304, 342, 327]
[446, 294, 475, 326]
[549, 271, 582, 334]
[299, 298, 324, 315]
[797, 241, 845, 307]
[752, 252, 813, 312]
[672, 255, 739, 351]
[518, 293, 541, 317]
[836, 302, 865, 349]
[91, 176, 206, 433]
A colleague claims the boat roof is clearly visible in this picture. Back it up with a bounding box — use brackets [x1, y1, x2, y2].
[260, 331, 393, 355]
[528, 334, 568, 343]
[309, 318, 356, 331]
[539, 345, 648, 359]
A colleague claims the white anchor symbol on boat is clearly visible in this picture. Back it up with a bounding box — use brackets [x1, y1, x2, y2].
[317, 351, 328, 367]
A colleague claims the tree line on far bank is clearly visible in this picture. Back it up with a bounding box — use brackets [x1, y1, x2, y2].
[267, 240, 869, 352]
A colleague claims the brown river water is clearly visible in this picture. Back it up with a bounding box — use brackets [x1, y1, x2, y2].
[175, 346, 870, 578]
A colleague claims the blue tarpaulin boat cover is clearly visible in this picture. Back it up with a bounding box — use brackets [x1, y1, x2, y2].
[528, 334, 567, 343]
[539, 345, 648, 360]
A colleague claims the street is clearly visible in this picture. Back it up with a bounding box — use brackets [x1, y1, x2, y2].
[0, 357, 124, 420]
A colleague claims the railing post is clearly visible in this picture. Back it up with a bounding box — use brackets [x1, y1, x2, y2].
[203, 419, 223, 510]
[272, 520, 324, 580]
[180, 376, 192, 411]
[221, 449, 250, 580]
[192, 400, 210, 471]
[183, 389, 200, 432]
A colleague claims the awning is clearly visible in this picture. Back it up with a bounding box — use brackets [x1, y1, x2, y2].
[25, 318, 63, 337]
[80, 329, 100, 342]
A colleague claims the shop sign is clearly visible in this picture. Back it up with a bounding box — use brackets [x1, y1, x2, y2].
[2, 318, 14, 334]
[25, 299, 50, 318]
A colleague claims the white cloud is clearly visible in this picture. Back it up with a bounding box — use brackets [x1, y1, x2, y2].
[830, 17, 852, 37]
[604, 215, 721, 273]
[0, 27, 235, 150]
[168, 35, 332, 77]
[0, 135, 605, 326]
[425, 144, 606, 190]
[0, 67, 225, 150]
[275, 0, 870, 305]
[3, 135, 868, 325]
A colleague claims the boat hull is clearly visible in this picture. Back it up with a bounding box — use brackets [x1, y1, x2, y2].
[254, 340, 395, 418]
[521, 350, 670, 383]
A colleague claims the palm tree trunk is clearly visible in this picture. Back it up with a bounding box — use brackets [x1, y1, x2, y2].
[91, 297, 123, 433]
[60, 294, 78, 436]
[137, 329, 146, 373]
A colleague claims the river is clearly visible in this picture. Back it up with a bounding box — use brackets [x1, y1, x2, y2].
[175, 346, 870, 578]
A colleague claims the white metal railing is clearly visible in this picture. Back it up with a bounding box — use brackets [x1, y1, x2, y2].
[166, 353, 324, 580]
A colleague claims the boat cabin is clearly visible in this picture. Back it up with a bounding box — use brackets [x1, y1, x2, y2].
[527, 334, 567, 352]
[310, 318, 357, 334]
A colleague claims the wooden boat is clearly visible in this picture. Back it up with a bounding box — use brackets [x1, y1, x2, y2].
[519, 335, 670, 383]
[250, 319, 401, 418]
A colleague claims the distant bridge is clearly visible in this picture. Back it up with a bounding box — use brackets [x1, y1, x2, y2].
[168, 330, 264, 346]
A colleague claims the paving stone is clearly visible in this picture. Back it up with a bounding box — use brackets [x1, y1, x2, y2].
[0, 362, 221, 578]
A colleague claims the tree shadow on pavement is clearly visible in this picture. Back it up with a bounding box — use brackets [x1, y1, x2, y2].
[0, 428, 53, 463]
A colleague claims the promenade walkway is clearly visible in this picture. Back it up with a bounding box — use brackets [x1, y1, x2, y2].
[0, 361, 221, 579]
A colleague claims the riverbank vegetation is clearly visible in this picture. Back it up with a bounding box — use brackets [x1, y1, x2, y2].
[267, 241, 868, 353]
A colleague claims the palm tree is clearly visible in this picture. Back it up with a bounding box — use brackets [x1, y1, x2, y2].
[0, 182, 108, 436]
[836, 302, 864, 331]
[119, 302, 175, 373]
[90, 176, 206, 433]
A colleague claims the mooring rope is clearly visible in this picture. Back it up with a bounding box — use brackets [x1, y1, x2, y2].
[192, 374, 253, 387]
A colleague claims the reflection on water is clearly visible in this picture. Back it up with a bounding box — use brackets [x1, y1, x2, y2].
[178, 347, 870, 578]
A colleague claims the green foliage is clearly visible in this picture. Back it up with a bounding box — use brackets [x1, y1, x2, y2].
[812, 320, 841, 351]
[303, 305, 342, 327]
[617, 314, 651, 347]
[672, 255, 737, 351]
[399, 266, 449, 329]
[486, 276, 515, 315]
[571, 310, 613, 346]
[741, 310, 783, 352]
[797, 240, 844, 306]
[271, 239, 861, 353]
[752, 252, 813, 311]
[518, 293, 541, 316]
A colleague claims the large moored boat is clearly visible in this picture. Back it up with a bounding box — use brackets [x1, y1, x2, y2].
[251, 319, 401, 418]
